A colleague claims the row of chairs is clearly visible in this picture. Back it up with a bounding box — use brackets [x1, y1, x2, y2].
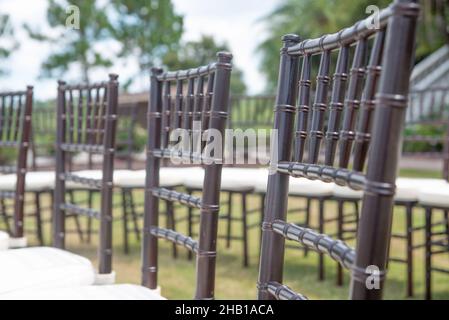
[1, 0, 442, 300]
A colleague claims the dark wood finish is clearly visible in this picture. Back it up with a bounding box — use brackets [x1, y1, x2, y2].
[0, 87, 34, 240]
[258, 0, 419, 300]
[141, 53, 233, 300]
[53, 75, 119, 275]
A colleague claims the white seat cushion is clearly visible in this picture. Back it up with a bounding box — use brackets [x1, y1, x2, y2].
[0, 171, 54, 192]
[114, 168, 188, 188]
[183, 167, 257, 191]
[331, 178, 447, 202]
[0, 247, 95, 295]
[289, 178, 334, 197]
[0, 231, 9, 251]
[395, 178, 446, 202]
[418, 181, 449, 208]
[0, 284, 165, 300]
[113, 170, 145, 188]
[332, 185, 363, 199]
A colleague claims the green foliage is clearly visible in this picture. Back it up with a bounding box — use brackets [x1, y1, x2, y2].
[110, 0, 183, 88]
[116, 117, 146, 154]
[163, 35, 247, 94]
[0, 148, 17, 166]
[0, 13, 18, 77]
[24, 0, 113, 82]
[403, 123, 446, 153]
[258, 0, 448, 91]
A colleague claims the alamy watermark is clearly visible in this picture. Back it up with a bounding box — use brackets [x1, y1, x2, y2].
[365, 265, 381, 290]
[167, 121, 277, 171]
[65, 5, 80, 30]
[366, 5, 381, 30]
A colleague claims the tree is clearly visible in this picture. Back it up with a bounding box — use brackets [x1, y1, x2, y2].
[24, 0, 112, 83]
[110, 0, 183, 88]
[163, 35, 247, 94]
[258, 0, 448, 91]
[421, 0, 449, 54]
[0, 13, 18, 77]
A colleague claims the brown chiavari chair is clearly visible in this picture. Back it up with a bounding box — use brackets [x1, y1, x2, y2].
[257, 0, 419, 300]
[53, 75, 119, 280]
[0, 87, 33, 249]
[143, 52, 233, 299]
[0, 75, 119, 295]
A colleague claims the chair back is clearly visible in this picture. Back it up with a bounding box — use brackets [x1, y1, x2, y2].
[53, 75, 119, 276]
[142, 52, 232, 299]
[258, 0, 419, 300]
[0, 87, 33, 241]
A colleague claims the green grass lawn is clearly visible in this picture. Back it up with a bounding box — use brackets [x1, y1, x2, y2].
[22, 167, 449, 300]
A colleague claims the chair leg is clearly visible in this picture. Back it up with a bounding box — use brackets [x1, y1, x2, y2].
[129, 188, 140, 241]
[318, 198, 325, 281]
[34, 192, 44, 246]
[405, 203, 414, 297]
[425, 207, 432, 300]
[166, 200, 177, 259]
[226, 192, 233, 248]
[444, 210, 449, 250]
[336, 199, 344, 286]
[304, 198, 311, 257]
[86, 190, 94, 243]
[259, 193, 265, 253]
[68, 190, 84, 242]
[242, 192, 249, 267]
[121, 189, 130, 254]
[187, 189, 194, 261]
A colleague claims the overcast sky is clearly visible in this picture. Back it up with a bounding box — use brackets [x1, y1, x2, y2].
[0, 0, 280, 100]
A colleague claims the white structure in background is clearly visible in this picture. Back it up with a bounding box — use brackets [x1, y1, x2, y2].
[408, 45, 449, 122]
[411, 45, 449, 90]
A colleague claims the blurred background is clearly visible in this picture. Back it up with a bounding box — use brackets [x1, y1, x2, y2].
[1, 0, 447, 99]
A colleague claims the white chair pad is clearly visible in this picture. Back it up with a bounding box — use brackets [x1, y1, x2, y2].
[418, 181, 449, 208]
[0, 171, 54, 192]
[114, 168, 187, 188]
[331, 178, 447, 202]
[183, 167, 260, 191]
[0, 247, 96, 295]
[0, 284, 165, 300]
[289, 178, 334, 197]
[332, 185, 362, 199]
[395, 178, 445, 202]
[113, 170, 145, 188]
[0, 231, 9, 251]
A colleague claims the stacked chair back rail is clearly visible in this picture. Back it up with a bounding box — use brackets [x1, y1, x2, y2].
[143, 52, 233, 299]
[257, 0, 419, 300]
[53, 74, 119, 275]
[0, 87, 33, 243]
